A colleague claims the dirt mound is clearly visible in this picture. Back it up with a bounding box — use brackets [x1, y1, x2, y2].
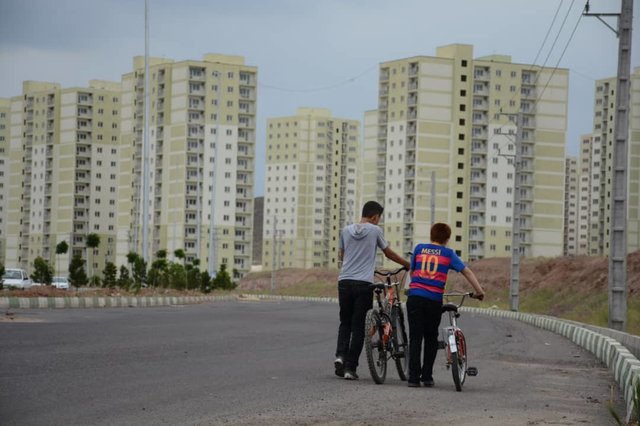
[241, 252, 640, 297]
[446, 251, 640, 296]
[238, 268, 339, 292]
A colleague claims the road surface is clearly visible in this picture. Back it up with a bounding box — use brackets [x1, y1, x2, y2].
[0, 300, 625, 425]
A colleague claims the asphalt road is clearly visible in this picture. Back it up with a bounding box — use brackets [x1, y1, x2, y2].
[0, 300, 625, 425]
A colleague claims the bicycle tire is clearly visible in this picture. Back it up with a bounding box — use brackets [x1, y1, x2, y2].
[391, 306, 408, 381]
[364, 308, 387, 384]
[451, 331, 467, 391]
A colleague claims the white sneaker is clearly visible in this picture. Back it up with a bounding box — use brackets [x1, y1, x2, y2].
[334, 357, 344, 377]
[344, 370, 359, 380]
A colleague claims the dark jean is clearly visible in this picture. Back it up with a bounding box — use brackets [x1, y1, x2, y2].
[407, 295, 443, 383]
[335, 280, 373, 372]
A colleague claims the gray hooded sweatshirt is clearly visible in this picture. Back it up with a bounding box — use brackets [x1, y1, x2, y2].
[338, 222, 389, 283]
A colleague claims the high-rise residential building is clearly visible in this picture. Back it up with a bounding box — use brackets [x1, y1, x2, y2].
[576, 134, 602, 255]
[5, 80, 122, 276]
[363, 44, 569, 263]
[262, 108, 360, 270]
[563, 156, 579, 255]
[117, 54, 256, 278]
[574, 68, 640, 255]
[0, 98, 9, 264]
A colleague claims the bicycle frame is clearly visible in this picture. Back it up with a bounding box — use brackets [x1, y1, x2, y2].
[441, 292, 476, 391]
[364, 267, 409, 384]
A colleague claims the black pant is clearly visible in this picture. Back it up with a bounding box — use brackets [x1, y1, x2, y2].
[335, 280, 373, 372]
[407, 295, 442, 383]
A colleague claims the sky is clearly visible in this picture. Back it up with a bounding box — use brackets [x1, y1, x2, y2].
[1, 0, 638, 197]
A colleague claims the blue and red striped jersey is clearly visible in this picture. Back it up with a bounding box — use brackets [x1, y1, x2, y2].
[409, 243, 465, 301]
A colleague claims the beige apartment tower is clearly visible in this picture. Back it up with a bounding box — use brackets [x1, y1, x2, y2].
[0, 98, 9, 264]
[117, 55, 256, 278]
[4, 80, 122, 276]
[563, 156, 579, 255]
[363, 44, 568, 263]
[575, 68, 640, 255]
[262, 108, 360, 270]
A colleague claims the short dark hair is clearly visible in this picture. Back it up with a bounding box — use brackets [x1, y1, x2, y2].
[362, 201, 384, 218]
[430, 222, 451, 244]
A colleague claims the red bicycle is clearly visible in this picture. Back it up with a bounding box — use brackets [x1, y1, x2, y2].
[364, 267, 409, 384]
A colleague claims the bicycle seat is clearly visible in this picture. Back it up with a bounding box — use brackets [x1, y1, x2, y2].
[441, 303, 458, 314]
[370, 283, 386, 291]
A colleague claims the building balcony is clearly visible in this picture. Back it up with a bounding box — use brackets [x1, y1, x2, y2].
[469, 231, 485, 241]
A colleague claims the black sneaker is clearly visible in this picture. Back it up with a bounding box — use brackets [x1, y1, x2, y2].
[407, 381, 421, 388]
[334, 357, 344, 377]
[422, 378, 434, 387]
[344, 370, 359, 380]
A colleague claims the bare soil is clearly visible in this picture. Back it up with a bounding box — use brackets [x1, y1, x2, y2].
[240, 251, 640, 296]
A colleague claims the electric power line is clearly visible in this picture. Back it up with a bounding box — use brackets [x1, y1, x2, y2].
[258, 64, 377, 93]
[535, 12, 584, 103]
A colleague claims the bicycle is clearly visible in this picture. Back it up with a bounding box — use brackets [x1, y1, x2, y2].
[364, 267, 409, 384]
[440, 292, 478, 391]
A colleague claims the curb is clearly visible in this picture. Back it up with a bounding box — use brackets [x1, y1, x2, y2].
[0, 294, 237, 310]
[461, 306, 639, 423]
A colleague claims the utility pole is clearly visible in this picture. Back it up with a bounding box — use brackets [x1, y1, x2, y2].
[510, 113, 524, 312]
[497, 112, 523, 311]
[430, 170, 436, 225]
[584, 0, 633, 331]
[270, 217, 277, 294]
[208, 71, 221, 276]
[141, 0, 150, 264]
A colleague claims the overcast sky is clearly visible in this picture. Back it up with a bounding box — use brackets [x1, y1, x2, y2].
[1, 0, 638, 196]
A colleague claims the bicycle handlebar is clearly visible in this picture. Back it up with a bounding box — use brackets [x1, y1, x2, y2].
[443, 292, 474, 298]
[374, 266, 408, 277]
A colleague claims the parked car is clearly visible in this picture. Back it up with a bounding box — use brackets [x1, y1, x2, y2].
[2, 269, 33, 289]
[52, 276, 70, 290]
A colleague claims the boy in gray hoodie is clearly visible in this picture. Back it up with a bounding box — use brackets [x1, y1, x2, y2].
[335, 201, 410, 380]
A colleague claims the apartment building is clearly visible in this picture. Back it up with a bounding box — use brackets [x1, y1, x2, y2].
[262, 108, 360, 270]
[575, 68, 640, 255]
[363, 44, 568, 263]
[563, 156, 579, 255]
[0, 98, 9, 264]
[4, 80, 121, 276]
[117, 54, 256, 278]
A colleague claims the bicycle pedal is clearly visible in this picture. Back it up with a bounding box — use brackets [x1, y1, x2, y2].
[437, 340, 446, 350]
[466, 367, 478, 376]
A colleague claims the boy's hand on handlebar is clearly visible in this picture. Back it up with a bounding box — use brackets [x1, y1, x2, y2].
[472, 292, 485, 301]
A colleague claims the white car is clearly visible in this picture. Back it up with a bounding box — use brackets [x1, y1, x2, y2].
[52, 276, 70, 290]
[2, 269, 33, 289]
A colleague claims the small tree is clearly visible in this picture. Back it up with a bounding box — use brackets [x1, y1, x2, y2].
[200, 270, 212, 293]
[174, 249, 185, 266]
[167, 262, 186, 290]
[55, 240, 69, 278]
[213, 264, 236, 290]
[186, 259, 200, 290]
[148, 258, 168, 288]
[132, 257, 147, 291]
[31, 257, 53, 285]
[68, 255, 88, 289]
[86, 233, 100, 282]
[102, 261, 118, 288]
[0, 263, 5, 290]
[117, 265, 132, 290]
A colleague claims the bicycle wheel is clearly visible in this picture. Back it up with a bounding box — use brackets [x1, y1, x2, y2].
[364, 308, 387, 384]
[391, 306, 408, 381]
[451, 330, 467, 391]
